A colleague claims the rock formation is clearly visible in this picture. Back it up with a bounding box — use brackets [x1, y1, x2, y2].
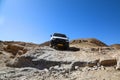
[0, 39, 120, 80]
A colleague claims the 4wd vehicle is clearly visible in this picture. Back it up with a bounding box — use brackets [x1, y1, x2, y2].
[50, 33, 69, 50]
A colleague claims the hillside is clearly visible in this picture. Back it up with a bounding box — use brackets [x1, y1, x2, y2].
[0, 39, 120, 80]
[70, 38, 107, 47]
[110, 44, 120, 49]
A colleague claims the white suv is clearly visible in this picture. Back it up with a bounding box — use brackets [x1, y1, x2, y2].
[50, 33, 69, 50]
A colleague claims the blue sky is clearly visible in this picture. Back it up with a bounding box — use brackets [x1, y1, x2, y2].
[0, 0, 120, 45]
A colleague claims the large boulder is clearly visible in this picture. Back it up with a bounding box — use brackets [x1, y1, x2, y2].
[100, 57, 117, 66]
[70, 61, 87, 70]
[70, 59, 99, 71]
[4, 44, 27, 55]
[116, 58, 120, 70]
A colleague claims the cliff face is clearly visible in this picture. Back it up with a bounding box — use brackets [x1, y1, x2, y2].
[0, 39, 120, 80]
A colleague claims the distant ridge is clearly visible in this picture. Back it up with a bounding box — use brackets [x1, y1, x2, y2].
[39, 41, 50, 46]
[70, 38, 108, 47]
[110, 44, 120, 49]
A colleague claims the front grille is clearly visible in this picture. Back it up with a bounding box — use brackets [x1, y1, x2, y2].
[54, 38, 66, 43]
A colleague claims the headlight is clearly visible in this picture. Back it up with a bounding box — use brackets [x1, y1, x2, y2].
[52, 38, 55, 40]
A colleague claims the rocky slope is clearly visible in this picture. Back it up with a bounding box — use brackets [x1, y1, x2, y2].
[110, 44, 120, 49]
[0, 39, 120, 80]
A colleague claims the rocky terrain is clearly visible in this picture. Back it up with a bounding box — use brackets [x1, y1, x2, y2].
[0, 38, 120, 80]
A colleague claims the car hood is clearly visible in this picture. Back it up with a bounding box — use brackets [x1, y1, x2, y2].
[51, 36, 68, 40]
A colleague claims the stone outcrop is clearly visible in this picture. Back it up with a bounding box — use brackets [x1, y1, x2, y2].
[4, 44, 27, 55]
[99, 57, 117, 66]
[116, 58, 120, 70]
[5, 46, 118, 70]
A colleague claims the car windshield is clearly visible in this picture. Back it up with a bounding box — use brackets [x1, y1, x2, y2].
[53, 33, 67, 38]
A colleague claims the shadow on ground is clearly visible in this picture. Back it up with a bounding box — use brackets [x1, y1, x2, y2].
[56, 47, 80, 51]
[68, 47, 80, 51]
